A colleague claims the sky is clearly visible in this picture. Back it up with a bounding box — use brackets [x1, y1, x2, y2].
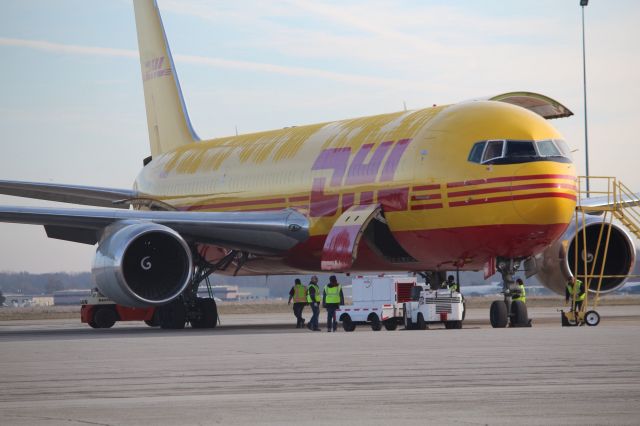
[0, 0, 639, 273]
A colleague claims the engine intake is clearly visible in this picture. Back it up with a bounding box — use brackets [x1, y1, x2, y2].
[533, 216, 636, 294]
[92, 221, 192, 307]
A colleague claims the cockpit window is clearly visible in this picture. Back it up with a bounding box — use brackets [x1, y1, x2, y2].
[482, 140, 504, 163]
[505, 141, 536, 158]
[537, 140, 562, 157]
[468, 138, 572, 165]
[468, 142, 485, 163]
[554, 139, 572, 158]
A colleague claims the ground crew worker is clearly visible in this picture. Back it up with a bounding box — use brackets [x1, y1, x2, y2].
[306, 276, 321, 331]
[513, 278, 526, 304]
[323, 275, 344, 332]
[443, 275, 459, 292]
[288, 278, 307, 328]
[566, 277, 585, 312]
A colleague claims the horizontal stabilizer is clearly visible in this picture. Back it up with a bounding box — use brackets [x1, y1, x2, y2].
[0, 180, 136, 208]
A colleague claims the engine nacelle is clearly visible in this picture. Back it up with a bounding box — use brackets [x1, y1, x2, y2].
[532, 216, 636, 294]
[92, 221, 193, 307]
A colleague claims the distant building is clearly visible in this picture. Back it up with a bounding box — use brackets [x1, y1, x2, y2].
[32, 296, 54, 306]
[53, 289, 91, 305]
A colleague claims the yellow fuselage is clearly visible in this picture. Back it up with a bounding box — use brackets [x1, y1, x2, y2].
[135, 100, 576, 273]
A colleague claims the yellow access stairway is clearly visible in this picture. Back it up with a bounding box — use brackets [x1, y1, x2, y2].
[611, 180, 640, 239]
[576, 176, 640, 240]
[562, 176, 640, 326]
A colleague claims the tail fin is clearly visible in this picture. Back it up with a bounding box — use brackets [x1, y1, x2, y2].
[133, 0, 199, 157]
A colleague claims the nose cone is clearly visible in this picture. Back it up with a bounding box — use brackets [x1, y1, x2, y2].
[511, 162, 577, 225]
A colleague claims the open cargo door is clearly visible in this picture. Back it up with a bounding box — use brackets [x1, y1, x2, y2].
[321, 204, 381, 271]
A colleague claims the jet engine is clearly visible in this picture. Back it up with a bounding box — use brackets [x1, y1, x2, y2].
[92, 221, 193, 307]
[532, 216, 636, 295]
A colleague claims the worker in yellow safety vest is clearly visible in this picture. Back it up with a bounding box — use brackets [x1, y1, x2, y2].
[443, 275, 459, 292]
[306, 276, 321, 331]
[566, 277, 586, 311]
[323, 275, 344, 332]
[513, 278, 526, 304]
[288, 278, 307, 328]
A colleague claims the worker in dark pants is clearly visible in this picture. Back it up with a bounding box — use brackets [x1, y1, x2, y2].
[513, 278, 526, 304]
[323, 275, 344, 332]
[566, 277, 585, 312]
[288, 278, 307, 328]
[306, 275, 321, 331]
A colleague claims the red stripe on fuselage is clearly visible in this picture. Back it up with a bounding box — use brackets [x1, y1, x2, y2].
[446, 174, 576, 188]
[448, 191, 576, 207]
[186, 197, 286, 211]
[410, 203, 443, 210]
[412, 184, 441, 191]
[448, 182, 577, 198]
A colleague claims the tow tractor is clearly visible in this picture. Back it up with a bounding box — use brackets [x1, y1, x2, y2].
[81, 289, 158, 329]
[337, 275, 417, 331]
[403, 285, 465, 330]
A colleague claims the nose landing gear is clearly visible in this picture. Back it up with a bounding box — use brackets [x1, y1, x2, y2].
[490, 258, 531, 328]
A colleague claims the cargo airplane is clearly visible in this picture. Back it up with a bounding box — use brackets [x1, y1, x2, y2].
[0, 0, 637, 329]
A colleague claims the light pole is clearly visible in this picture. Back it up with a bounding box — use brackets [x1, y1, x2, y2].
[580, 0, 590, 196]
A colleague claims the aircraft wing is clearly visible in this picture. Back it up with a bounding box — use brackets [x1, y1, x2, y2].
[0, 180, 136, 209]
[0, 205, 309, 254]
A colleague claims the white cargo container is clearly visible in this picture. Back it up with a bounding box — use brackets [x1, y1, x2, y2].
[404, 286, 465, 330]
[337, 275, 417, 331]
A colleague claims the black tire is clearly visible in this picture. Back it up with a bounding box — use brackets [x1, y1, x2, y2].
[446, 321, 462, 329]
[342, 315, 356, 332]
[93, 307, 117, 329]
[88, 320, 99, 329]
[585, 310, 600, 326]
[144, 310, 160, 327]
[490, 300, 508, 328]
[369, 314, 382, 331]
[511, 301, 529, 326]
[159, 300, 187, 329]
[191, 298, 218, 329]
[404, 311, 414, 330]
[404, 303, 415, 330]
[383, 320, 398, 331]
[417, 313, 427, 330]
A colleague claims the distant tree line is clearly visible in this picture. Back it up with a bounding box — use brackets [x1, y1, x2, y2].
[0, 272, 92, 295]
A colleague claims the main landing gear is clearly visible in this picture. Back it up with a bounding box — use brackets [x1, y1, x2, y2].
[158, 249, 242, 329]
[490, 258, 531, 328]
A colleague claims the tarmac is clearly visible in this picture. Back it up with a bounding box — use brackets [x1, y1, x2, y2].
[0, 305, 639, 425]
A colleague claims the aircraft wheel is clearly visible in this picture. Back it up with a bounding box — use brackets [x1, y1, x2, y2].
[417, 313, 427, 330]
[511, 301, 529, 326]
[383, 320, 398, 331]
[490, 300, 508, 328]
[191, 298, 218, 329]
[585, 310, 600, 326]
[369, 314, 382, 331]
[93, 307, 117, 329]
[160, 300, 186, 329]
